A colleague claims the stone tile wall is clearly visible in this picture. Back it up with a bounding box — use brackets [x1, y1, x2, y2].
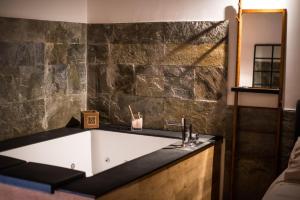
[87, 21, 229, 134]
[0, 17, 87, 141]
[223, 107, 297, 200]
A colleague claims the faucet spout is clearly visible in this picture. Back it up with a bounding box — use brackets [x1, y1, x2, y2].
[181, 118, 186, 146]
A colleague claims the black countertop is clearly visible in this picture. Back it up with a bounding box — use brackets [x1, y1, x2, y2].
[0, 125, 222, 198]
[0, 155, 26, 170]
[60, 142, 216, 198]
[0, 162, 85, 193]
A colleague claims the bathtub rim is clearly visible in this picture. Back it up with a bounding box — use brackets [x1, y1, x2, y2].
[0, 126, 182, 152]
[0, 126, 222, 198]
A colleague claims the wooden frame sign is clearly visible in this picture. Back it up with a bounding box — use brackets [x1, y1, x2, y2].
[81, 110, 99, 129]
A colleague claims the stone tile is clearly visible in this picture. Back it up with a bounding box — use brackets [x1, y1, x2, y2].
[19, 42, 44, 66]
[238, 107, 278, 133]
[0, 42, 18, 68]
[112, 23, 138, 43]
[163, 65, 194, 78]
[110, 94, 136, 126]
[223, 150, 233, 200]
[0, 100, 45, 140]
[19, 65, 45, 101]
[136, 75, 164, 98]
[0, 43, 19, 76]
[162, 43, 227, 67]
[22, 20, 47, 43]
[87, 64, 107, 97]
[190, 100, 212, 134]
[46, 95, 83, 130]
[45, 64, 68, 96]
[45, 21, 86, 44]
[210, 101, 228, 136]
[238, 131, 275, 157]
[87, 44, 108, 64]
[87, 24, 114, 44]
[0, 17, 89, 141]
[67, 63, 86, 94]
[67, 44, 86, 64]
[0, 42, 44, 67]
[164, 21, 228, 44]
[12, 118, 45, 139]
[34, 43, 45, 65]
[235, 158, 275, 200]
[112, 44, 164, 65]
[92, 64, 135, 95]
[46, 43, 68, 65]
[194, 66, 226, 101]
[164, 76, 194, 100]
[0, 75, 19, 104]
[117, 64, 136, 94]
[0, 104, 14, 141]
[0, 17, 46, 43]
[66, 44, 86, 95]
[190, 100, 226, 135]
[163, 98, 191, 131]
[282, 110, 296, 136]
[88, 63, 133, 95]
[135, 65, 163, 76]
[17, 99, 45, 120]
[87, 93, 110, 123]
[136, 23, 164, 43]
[134, 97, 164, 129]
[225, 106, 233, 141]
[0, 123, 12, 141]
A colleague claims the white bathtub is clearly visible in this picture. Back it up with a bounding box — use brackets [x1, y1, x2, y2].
[0, 130, 180, 177]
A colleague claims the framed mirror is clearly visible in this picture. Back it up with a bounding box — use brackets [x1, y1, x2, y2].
[238, 9, 287, 91]
[253, 44, 281, 88]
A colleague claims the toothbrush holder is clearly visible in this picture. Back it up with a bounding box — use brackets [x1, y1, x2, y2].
[131, 114, 143, 131]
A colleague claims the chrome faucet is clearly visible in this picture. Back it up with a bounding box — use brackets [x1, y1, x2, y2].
[182, 118, 194, 146]
[165, 117, 191, 146]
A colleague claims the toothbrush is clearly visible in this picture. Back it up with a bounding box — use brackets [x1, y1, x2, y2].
[138, 112, 141, 119]
[128, 105, 135, 120]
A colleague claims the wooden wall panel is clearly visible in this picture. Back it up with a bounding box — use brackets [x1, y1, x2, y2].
[0, 183, 93, 200]
[97, 146, 215, 200]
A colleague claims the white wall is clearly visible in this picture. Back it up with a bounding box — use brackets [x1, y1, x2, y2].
[0, 0, 87, 23]
[240, 13, 282, 87]
[285, 0, 300, 110]
[237, 0, 300, 110]
[236, 12, 282, 108]
[87, 0, 238, 23]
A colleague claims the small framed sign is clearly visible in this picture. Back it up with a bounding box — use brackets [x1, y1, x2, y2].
[81, 110, 99, 129]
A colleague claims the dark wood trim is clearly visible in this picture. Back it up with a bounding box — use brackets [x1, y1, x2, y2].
[230, 0, 243, 199]
[231, 87, 280, 94]
[230, 92, 239, 200]
[235, 1, 243, 86]
[237, 105, 279, 110]
[275, 9, 287, 175]
[230, 4, 287, 200]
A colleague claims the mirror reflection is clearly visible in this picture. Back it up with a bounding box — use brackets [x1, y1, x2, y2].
[253, 44, 281, 88]
[240, 12, 283, 89]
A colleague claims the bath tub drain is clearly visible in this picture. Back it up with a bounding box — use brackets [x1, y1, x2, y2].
[105, 157, 110, 163]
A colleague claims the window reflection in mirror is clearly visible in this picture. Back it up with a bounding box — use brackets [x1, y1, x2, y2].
[253, 44, 281, 88]
[240, 13, 282, 89]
